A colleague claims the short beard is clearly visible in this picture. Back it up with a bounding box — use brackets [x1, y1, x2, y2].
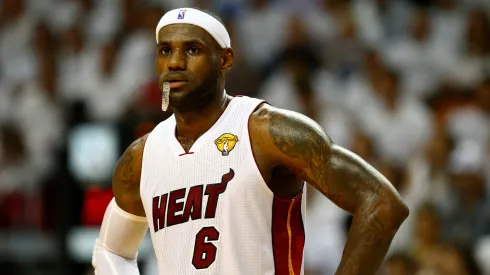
[169, 66, 220, 113]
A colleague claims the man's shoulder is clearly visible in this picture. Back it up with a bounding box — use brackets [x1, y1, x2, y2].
[120, 133, 151, 169]
[249, 104, 326, 139]
[128, 133, 151, 154]
[248, 104, 331, 160]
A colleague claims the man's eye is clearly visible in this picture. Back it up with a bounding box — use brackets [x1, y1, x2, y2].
[161, 48, 171, 55]
[187, 47, 199, 55]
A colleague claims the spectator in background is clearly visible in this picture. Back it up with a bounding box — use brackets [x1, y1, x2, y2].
[344, 48, 386, 116]
[352, 0, 412, 44]
[411, 124, 455, 211]
[58, 24, 92, 104]
[260, 47, 318, 114]
[222, 18, 260, 97]
[118, 5, 161, 90]
[479, 80, 490, 191]
[391, 124, 454, 252]
[383, 6, 450, 99]
[350, 130, 376, 164]
[474, 235, 490, 275]
[235, 0, 290, 69]
[83, 0, 122, 47]
[430, 243, 482, 275]
[308, 76, 355, 149]
[356, 68, 433, 166]
[447, 78, 490, 148]
[443, 8, 490, 89]
[376, 162, 405, 192]
[12, 24, 63, 182]
[259, 16, 320, 113]
[78, 0, 94, 14]
[300, 0, 339, 47]
[120, 0, 139, 34]
[325, 12, 364, 79]
[463, 0, 490, 9]
[293, 75, 319, 121]
[384, 252, 419, 275]
[84, 41, 138, 122]
[156, 0, 194, 11]
[260, 17, 355, 148]
[0, 125, 33, 229]
[0, 125, 29, 195]
[476, 78, 490, 114]
[445, 140, 490, 247]
[409, 203, 443, 271]
[0, 0, 37, 83]
[33, 21, 56, 56]
[430, 0, 465, 57]
[352, 0, 386, 46]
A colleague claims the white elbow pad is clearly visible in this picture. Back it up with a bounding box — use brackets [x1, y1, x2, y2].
[92, 198, 148, 273]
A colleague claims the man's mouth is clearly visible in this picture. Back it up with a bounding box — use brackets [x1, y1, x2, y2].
[168, 81, 187, 88]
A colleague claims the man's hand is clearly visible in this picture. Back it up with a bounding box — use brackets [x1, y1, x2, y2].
[253, 105, 409, 275]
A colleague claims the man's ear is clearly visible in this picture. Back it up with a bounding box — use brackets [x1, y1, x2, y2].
[220, 48, 234, 72]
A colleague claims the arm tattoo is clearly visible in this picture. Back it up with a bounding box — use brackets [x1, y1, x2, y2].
[364, 213, 385, 244]
[118, 151, 134, 185]
[269, 112, 328, 182]
[269, 112, 356, 211]
[112, 136, 147, 216]
[267, 110, 408, 275]
[114, 138, 142, 189]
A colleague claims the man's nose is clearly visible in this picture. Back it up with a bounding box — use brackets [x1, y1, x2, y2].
[168, 50, 186, 71]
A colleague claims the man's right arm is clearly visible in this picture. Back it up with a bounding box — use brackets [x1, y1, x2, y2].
[112, 135, 148, 216]
[92, 134, 150, 275]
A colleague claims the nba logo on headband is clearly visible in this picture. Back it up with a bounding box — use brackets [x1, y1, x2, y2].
[177, 9, 186, 19]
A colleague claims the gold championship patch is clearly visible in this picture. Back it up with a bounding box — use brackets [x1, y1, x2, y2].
[214, 133, 239, 156]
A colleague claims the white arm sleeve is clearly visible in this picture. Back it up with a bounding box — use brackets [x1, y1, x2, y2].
[92, 198, 148, 275]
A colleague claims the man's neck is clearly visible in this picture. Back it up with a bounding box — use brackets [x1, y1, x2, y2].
[173, 91, 231, 142]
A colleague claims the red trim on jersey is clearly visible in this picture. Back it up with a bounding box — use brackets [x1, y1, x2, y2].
[272, 193, 305, 275]
[178, 152, 195, 156]
[247, 101, 269, 184]
[174, 127, 195, 155]
[173, 97, 237, 155]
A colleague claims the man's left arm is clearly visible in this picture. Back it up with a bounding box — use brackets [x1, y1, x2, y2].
[255, 106, 409, 275]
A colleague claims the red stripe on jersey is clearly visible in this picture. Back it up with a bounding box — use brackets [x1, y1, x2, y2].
[272, 193, 305, 275]
[178, 152, 195, 156]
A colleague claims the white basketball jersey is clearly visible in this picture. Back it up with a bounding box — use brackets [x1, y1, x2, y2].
[140, 96, 306, 275]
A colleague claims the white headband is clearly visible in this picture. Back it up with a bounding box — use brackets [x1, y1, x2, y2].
[155, 8, 231, 49]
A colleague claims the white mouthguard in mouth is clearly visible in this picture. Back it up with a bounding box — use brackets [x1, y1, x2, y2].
[161, 82, 170, 111]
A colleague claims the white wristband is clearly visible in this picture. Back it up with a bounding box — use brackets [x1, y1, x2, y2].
[94, 198, 148, 260]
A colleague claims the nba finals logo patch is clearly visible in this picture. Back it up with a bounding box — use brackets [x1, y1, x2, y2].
[215, 133, 238, 156]
[177, 9, 186, 19]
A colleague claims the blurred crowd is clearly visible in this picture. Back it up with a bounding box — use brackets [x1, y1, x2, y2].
[0, 0, 490, 274]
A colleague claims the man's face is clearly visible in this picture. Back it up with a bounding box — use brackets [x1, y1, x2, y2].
[410, 9, 429, 42]
[415, 210, 440, 243]
[156, 24, 222, 112]
[101, 42, 116, 75]
[385, 259, 411, 275]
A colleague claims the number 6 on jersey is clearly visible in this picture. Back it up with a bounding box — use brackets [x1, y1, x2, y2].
[192, 226, 220, 269]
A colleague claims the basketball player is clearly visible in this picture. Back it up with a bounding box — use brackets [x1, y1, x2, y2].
[92, 8, 409, 275]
